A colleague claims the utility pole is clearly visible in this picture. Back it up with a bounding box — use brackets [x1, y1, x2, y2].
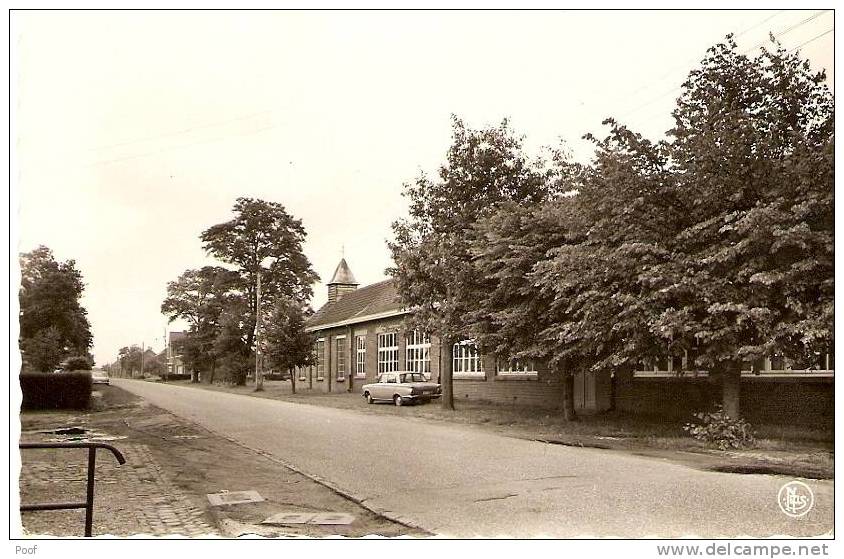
[255, 267, 264, 391]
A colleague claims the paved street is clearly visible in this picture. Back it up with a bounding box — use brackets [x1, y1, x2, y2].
[113, 378, 833, 538]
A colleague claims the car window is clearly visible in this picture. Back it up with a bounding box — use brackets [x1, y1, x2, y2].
[386, 375, 397, 384]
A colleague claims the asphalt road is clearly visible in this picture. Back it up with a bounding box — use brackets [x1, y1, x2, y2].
[113, 379, 833, 537]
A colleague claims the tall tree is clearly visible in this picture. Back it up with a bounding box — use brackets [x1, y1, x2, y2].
[200, 197, 319, 353]
[161, 266, 241, 382]
[389, 116, 556, 409]
[19, 246, 92, 371]
[263, 297, 316, 394]
[653, 36, 834, 416]
[475, 36, 833, 419]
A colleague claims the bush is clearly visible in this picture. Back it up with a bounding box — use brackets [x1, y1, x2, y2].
[20, 371, 92, 410]
[63, 355, 92, 371]
[684, 406, 756, 450]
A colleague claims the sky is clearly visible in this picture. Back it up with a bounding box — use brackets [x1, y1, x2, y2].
[11, 9, 834, 366]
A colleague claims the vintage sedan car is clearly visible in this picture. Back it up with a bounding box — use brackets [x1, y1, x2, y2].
[91, 369, 110, 385]
[362, 372, 442, 406]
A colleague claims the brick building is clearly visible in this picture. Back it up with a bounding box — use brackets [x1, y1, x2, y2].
[301, 258, 833, 423]
[301, 258, 611, 413]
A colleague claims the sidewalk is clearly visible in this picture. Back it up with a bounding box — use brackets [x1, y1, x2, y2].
[18, 385, 423, 538]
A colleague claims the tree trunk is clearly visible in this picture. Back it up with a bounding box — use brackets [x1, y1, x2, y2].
[722, 364, 741, 418]
[559, 360, 577, 421]
[207, 361, 216, 384]
[440, 335, 454, 411]
[290, 367, 296, 394]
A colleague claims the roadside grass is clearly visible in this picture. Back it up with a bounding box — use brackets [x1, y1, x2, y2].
[151, 377, 833, 479]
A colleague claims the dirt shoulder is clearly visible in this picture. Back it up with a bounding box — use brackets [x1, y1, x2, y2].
[152, 378, 834, 480]
[18, 384, 425, 538]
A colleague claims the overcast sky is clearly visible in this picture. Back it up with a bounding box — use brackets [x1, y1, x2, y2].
[11, 10, 834, 365]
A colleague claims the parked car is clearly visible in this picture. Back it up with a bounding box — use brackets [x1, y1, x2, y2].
[91, 369, 110, 385]
[361, 372, 442, 406]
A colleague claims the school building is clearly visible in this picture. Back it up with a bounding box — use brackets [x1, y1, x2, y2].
[299, 258, 833, 424]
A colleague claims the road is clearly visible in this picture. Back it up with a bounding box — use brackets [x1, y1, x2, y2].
[113, 379, 833, 537]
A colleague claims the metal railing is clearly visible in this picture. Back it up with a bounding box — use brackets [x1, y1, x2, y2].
[19, 442, 126, 537]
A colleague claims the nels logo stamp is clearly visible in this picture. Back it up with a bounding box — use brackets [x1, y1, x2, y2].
[778, 481, 814, 518]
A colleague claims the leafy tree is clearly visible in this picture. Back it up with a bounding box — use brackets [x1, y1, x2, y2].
[19, 326, 65, 372]
[161, 266, 241, 328]
[651, 36, 834, 416]
[19, 246, 92, 371]
[118, 345, 145, 377]
[263, 297, 315, 394]
[468, 198, 582, 419]
[389, 116, 556, 409]
[478, 36, 833, 419]
[518, 122, 684, 420]
[161, 266, 242, 382]
[201, 197, 319, 352]
[213, 302, 252, 385]
[63, 355, 93, 371]
[143, 352, 166, 377]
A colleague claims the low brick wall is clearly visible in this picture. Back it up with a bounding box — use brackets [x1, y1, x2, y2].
[613, 372, 834, 426]
[452, 377, 565, 410]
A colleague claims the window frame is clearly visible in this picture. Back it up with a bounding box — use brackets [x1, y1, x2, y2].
[355, 335, 367, 379]
[496, 357, 538, 377]
[406, 330, 431, 378]
[377, 332, 399, 374]
[335, 335, 346, 381]
[315, 338, 325, 381]
[453, 340, 485, 379]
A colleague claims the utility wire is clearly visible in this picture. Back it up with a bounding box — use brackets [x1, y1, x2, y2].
[618, 10, 832, 121]
[87, 110, 272, 153]
[621, 10, 786, 101]
[789, 27, 834, 53]
[578, 11, 786, 105]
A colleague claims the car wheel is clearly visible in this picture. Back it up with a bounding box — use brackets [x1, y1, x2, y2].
[365, 392, 374, 404]
[394, 394, 403, 407]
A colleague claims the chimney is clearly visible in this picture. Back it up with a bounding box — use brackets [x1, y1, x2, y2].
[327, 258, 358, 303]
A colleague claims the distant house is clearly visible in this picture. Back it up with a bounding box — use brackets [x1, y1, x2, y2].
[300, 258, 833, 424]
[167, 331, 188, 376]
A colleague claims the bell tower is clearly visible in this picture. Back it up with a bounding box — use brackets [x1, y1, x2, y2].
[327, 258, 358, 303]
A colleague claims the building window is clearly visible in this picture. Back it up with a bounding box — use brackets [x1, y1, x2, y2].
[453, 340, 484, 379]
[315, 338, 325, 381]
[497, 357, 537, 376]
[336, 336, 346, 380]
[298, 367, 306, 381]
[377, 332, 399, 373]
[743, 353, 835, 374]
[635, 349, 708, 376]
[406, 330, 431, 378]
[355, 335, 366, 378]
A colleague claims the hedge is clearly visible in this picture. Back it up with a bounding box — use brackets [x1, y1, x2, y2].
[159, 373, 192, 381]
[20, 371, 92, 410]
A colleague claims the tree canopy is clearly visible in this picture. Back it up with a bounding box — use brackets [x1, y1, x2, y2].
[492, 38, 830, 417]
[263, 296, 315, 394]
[19, 246, 93, 372]
[161, 198, 318, 385]
[393, 36, 833, 419]
[389, 116, 560, 409]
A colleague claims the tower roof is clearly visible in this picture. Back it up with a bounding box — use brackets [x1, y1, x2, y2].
[328, 258, 358, 285]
